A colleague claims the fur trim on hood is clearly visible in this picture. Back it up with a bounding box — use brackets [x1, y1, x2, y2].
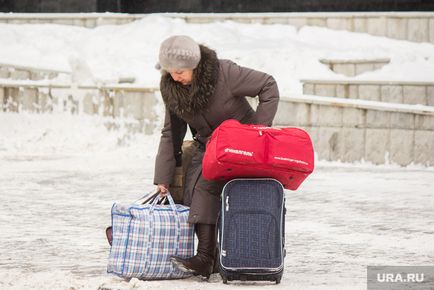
[160, 45, 219, 118]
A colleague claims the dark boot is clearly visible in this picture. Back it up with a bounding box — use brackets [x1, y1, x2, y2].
[171, 223, 216, 279]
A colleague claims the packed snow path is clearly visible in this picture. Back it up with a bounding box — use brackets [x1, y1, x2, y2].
[1, 153, 432, 290]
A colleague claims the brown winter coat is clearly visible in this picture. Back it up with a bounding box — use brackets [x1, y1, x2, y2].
[153, 45, 280, 224]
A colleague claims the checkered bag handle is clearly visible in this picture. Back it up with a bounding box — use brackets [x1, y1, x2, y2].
[134, 190, 160, 204]
[149, 193, 176, 211]
[148, 192, 182, 257]
[105, 190, 159, 248]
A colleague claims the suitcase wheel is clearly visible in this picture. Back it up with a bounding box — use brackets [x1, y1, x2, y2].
[276, 277, 281, 284]
[222, 277, 228, 284]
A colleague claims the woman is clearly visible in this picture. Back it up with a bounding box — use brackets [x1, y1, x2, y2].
[154, 35, 280, 279]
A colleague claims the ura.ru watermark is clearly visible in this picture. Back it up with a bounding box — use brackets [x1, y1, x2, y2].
[367, 266, 434, 290]
[376, 272, 424, 283]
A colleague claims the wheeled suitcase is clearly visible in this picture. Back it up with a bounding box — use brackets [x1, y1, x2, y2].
[218, 178, 286, 284]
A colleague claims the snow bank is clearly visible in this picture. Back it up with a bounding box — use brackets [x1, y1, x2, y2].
[1, 15, 434, 96]
[0, 112, 151, 157]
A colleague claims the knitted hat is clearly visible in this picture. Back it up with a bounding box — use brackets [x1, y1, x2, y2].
[156, 35, 201, 71]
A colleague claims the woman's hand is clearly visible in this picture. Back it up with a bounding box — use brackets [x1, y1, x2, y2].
[157, 184, 169, 197]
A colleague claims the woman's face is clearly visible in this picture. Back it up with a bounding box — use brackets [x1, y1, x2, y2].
[169, 69, 193, 86]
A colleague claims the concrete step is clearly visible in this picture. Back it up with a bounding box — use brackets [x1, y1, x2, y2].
[302, 79, 434, 106]
[319, 58, 390, 77]
[0, 80, 159, 134]
[0, 62, 71, 81]
[2, 80, 433, 166]
[169, 12, 434, 44]
[0, 12, 433, 44]
[0, 13, 140, 28]
[272, 95, 434, 166]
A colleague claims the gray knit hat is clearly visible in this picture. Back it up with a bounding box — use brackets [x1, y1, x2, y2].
[156, 35, 201, 71]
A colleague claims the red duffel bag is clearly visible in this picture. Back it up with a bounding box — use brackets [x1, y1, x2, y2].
[202, 119, 314, 190]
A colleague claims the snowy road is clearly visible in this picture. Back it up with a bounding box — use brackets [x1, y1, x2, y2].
[1, 152, 433, 290]
[1, 14, 434, 289]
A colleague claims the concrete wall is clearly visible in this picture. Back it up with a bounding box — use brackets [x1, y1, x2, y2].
[0, 12, 433, 44]
[1, 84, 433, 166]
[0, 85, 160, 134]
[303, 80, 434, 106]
[172, 12, 434, 44]
[273, 98, 434, 166]
[0, 13, 137, 27]
[0, 63, 63, 81]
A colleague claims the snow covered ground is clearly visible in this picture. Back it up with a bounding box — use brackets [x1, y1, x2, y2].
[1, 14, 434, 290]
[0, 112, 433, 290]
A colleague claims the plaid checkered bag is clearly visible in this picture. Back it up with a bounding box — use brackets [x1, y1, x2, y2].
[107, 192, 194, 280]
